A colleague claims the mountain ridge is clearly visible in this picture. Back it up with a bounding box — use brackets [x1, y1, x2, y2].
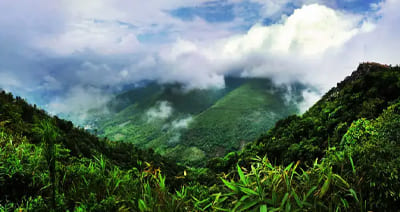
[2, 62, 400, 211]
[91, 77, 306, 165]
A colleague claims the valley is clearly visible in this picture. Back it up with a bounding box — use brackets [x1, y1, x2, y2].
[91, 77, 306, 165]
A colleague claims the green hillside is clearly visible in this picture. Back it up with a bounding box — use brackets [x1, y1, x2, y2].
[0, 90, 189, 211]
[94, 78, 304, 165]
[2, 63, 400, 211]
[178, 79, 300, 158]
[208, 63, 400, 210]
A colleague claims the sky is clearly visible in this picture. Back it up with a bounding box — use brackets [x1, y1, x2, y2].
[0, 0, 399, 122]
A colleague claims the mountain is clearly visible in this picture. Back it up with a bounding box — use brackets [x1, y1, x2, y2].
[2, 62, 400, 211]
[208, 62, 400, 210]
[91, 77, 306, 165]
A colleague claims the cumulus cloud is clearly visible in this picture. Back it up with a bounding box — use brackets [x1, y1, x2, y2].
[146, 101, 174, 121]
[104, 3, 372, 91]
[0, 0, 399, 121]
[161, 4, 374, 87]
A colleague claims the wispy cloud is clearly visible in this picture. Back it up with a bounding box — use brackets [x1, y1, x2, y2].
[47, 86, 112, 124]
[146, 101, 174, 121]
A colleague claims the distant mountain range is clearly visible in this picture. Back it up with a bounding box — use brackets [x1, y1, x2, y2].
[88, 77, 309, 165]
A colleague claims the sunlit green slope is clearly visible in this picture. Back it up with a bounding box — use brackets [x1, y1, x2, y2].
[94, 77, 305, 165]
[2, 63, 400, 211]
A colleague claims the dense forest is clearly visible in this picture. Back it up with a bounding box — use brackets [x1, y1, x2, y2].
[1, 62, 400, 211]
[91, 77, 304, 166]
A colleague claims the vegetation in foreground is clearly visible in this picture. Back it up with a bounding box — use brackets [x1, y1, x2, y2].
[1, 63, 400, 211]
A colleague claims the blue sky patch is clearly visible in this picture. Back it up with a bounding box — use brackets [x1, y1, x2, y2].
[169, 0, 235, 23]
[336, 0, 382, 13]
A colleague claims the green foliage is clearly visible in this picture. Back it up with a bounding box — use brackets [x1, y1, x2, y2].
[0, 90, 186, 211]
[1, 63, 400, 211]
[180, 80, 299, 162]
[326, 101, 400, 209]
[236, 64, 400, 167]
[207, 63, 400, 211]
[205, 157, 359, 211]
[33, 119, 59, 209]
[95, 78, 302, 165]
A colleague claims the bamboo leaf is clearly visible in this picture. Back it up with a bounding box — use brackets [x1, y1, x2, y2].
[284, 162, 294, 172]
[348, 189, 359, 202]
[349, 154, 356, 175]
[280, 193, 289, 209]
[240, 200, 259, 211]
[237, 164, 247, 185]
[333, 174, 350, 188]
[260, 204, 267, 212]
[340, 197, 349, 208]
[138, 199, 147, 211]
[221, 178, 238, 192]
[319, 170, 332, 198]
[292, 190, 302, 208]
[239, 187, 259, 196]
[305, 186, 317, 200]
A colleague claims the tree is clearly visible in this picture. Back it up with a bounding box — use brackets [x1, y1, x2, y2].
[33, 119, 59, 210]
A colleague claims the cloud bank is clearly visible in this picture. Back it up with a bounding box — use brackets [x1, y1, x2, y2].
[0, 0, 398, 121]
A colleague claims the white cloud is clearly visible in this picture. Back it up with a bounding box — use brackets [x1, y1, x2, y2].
[171, 116, 193, 129]
[298, 89, 322, 113]
[146, 101, 174, 121]
[1, 0, 400, 120]
[152, 4, 373, 89]
[217, 4, 365, 58]
[115, 2, 396, 94]
[36, 20, 141, 55]
[47, 86, 112, 124]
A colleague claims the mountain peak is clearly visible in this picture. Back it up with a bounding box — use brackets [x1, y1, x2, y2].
[336, 62, 391, 89]
[356, 62, 390, 74]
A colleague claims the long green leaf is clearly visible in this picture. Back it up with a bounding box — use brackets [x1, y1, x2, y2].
[237, 164, 247, 185]
[319, 169, 332, 198]
[240, 187, 259, 196]
[260, 204, 267, 212]
[240, 200, 259, 211]
[292, 190, 302, 208]
[138, 199, 147, 211]
[349, 189, 359, 202]
[221, 178, 238, 192]
[305, 186, 317, 200]
[280, 193, 289, 209]
[349, 154, 356, 175]
[333, 174, 350, 188]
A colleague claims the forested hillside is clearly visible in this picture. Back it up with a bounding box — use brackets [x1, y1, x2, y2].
[94, 77, 304, 165]
[208, 63, 400, 210]
[0, 91, 186, 211]
[1, 63, 400, 211]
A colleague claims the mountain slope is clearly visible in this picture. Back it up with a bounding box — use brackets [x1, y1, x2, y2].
[245, 63, 400, 164]
[2, 63, 400, 211]
[0, 90, 186, 210]
[178, 79, 301, 158]
[208, 63, 400, 210]
[94, 77, 305, 165]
